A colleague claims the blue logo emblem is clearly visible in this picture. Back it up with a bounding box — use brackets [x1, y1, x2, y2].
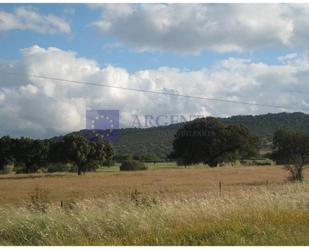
[86, 110, 119, 141]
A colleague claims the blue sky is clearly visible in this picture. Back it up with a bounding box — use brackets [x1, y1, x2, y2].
[0, 4, 301, 72]
[1, 3, 309, 137]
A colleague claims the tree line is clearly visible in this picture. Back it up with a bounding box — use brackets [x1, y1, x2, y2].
[99, 112, 309, 160]
[0, 134, 114, 175]
[171, 117, 309, 181]
[1, 117, 308, 180]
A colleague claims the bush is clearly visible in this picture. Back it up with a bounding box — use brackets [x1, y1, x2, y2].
[240, 159, 273, 166]
[120, 159, 147, 171]
[86, 160, 100, 172]
[103, 160, 114, 167]
[0, 165, 14, 174]
[69, 164, 78, 173]
[47, 163, 74, 173]
[14, 164, 26, 174]
[256, 160, 273, 166]
[37, 168, 48, 174]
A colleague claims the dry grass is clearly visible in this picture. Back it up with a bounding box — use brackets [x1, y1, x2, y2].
[0, 181, 308, 245]
[0, 164, 305, 205]
[0, 164, 308, 245]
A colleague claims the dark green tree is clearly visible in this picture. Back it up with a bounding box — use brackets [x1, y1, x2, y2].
[62, 135, 91, 175]
[13, 138, 49, 173]
[48, 139, 66, 163]
[171, 117, 258, 167]
[272, 129, 309, 181]
[0, 136, 14, 170]
[120, 154, 147, 171]
[103, 141, 114, 166]
[87, 142, 105, 171]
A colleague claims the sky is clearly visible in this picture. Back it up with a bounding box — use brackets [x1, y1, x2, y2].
[1, 3, 309, 138]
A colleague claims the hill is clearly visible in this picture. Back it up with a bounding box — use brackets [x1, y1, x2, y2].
[75, 112, 309, 160]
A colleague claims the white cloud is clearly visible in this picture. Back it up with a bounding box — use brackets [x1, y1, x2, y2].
[0, 45, 309, 138]
[0, 6, 71, 34]
[91, 4, 309, 54]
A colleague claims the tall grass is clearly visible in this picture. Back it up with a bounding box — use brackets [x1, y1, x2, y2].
[0, 182, 308, 245]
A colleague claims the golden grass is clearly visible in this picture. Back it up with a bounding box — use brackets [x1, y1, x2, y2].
[0, 181, 308, 245]
[1, 164, 304, 205]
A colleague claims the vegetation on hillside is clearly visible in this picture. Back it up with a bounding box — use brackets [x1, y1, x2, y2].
[77, 112, 309, 160]
[1, 112, 309, 175]
[78, 126, 175, 161]
[222, 112, 309, 139]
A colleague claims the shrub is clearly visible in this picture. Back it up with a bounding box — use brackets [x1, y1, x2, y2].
[256, 160, 273, 166]
[86, 160, 100, 172]
[240, 159, 273, 166]
[37, 168, 48, 174]
[14, 164, 26, 174]
[47, 163, 73, 173]
[120, 159, 147, 171]
[69, 164, 78, 173]
[103, 160, 114, 167]
[0, 164, 14, 174]
[176, 158, 184, 166]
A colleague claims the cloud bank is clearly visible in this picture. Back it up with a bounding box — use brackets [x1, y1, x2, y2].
[0, 45, 309, 138]
[92, 4, 309, 53]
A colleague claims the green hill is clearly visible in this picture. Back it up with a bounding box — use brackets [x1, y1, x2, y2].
[75, 112, 309, 160]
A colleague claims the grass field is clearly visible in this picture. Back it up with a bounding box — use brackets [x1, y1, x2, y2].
[0, 163, 299, 204]
[0, 163, 308, 245]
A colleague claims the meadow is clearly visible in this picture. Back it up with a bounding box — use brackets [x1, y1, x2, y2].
[0, 163, 308, 245]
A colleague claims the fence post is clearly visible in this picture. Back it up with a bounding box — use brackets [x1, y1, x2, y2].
[219, 181, 222, 197]
[266, 180, 269, 189]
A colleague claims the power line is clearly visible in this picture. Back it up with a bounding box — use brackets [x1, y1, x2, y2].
[0, 70, 308, 113]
